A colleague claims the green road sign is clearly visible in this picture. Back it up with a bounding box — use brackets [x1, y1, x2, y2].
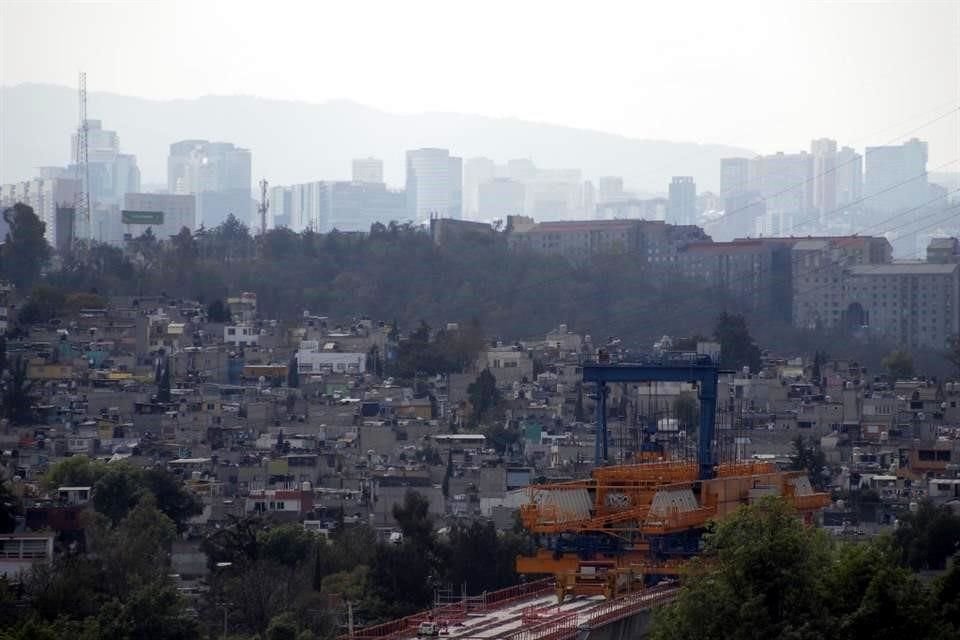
[121, 210, 164, 225]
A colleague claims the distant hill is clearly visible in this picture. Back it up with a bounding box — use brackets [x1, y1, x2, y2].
[0, 83, 753, 193]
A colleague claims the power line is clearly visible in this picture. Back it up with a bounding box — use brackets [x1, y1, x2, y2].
[573, 192, 960, 343]
[715, 104, 959, 199]
[462, 157, 959, 314]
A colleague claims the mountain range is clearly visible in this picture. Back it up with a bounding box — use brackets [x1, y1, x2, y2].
[1, 83, 753, 193]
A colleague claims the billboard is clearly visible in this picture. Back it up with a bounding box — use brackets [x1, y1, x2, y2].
[121, 210, 164, 225]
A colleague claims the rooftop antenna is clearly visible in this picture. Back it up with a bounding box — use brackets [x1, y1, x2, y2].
[257, 179, 269, 235]
[72, 71, 90, 241]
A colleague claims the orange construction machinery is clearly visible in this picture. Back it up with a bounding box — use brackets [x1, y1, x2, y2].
[515, 358, 830, 602]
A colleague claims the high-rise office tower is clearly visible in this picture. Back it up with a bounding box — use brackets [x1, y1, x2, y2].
[478, 178, 526, 219]
[864, 138, 928, 213]
[406, 148, 463, 221]
[68, 119, 140, 209]
[720, 158, 752, 196]
[463, 157, 496, 219]
[582, 180, 596, 218]
[811, 138, 838, 222]
[835, 146, 863, 208]
[750, 152, 813, 235]
[352, 157, 384, 184]
[168, 140, 252, 228]
[597, 176, 624, 204]
[667, 176, 697, 225]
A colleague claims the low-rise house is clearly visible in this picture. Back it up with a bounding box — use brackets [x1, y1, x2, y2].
[0, 532, 55, 580]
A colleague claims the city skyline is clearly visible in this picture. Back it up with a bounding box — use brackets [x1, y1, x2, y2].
[2, 0, 958, 170]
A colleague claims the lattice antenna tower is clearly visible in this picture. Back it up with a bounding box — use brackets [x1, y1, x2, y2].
[73, 71, 90, 239]
[258, 178, 270, 235]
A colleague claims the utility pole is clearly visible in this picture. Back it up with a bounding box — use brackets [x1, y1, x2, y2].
[73, 71, 90, 242]
[258, 179, 270, 235]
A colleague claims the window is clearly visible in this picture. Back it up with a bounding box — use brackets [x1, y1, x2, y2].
[227, 328, 236, 336]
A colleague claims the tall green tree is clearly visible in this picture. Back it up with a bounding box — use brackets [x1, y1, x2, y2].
[2, 356, 35, 424]
[651, 498, 950, 640]
[0, 472, 21, 533]
[882, 349, 915, 380]
[894, 501, 960, 570]
[156, 356, 172, 403]
[789, 434, 829, 490]
[392, 491, 434, 550]
[1, 203, 50, 290]
[467, 368, 501, 425]
[287, 353, 299, 388]
[206, 298, 232, 323]
[713, 312, 762, 371]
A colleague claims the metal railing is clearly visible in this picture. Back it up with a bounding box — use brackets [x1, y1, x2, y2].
[338, 578, 554, 640]
[502, 585, 679, 640]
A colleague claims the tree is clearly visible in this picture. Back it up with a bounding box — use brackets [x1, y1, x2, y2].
[258, 525, 318, 569]
[0, 471, 21, 533]
[947, 336, 960, 379]
[2, 356, 35, 424]
[321, 565, 368, 602]
[206, 299, 232, 323]
[16, 285, 66, 325]
[789, 434, 829, 490]
[882, 349, 915, 380]
[1, 203, 50, 291]
[0, 334, 7, 376]
[287, 353, 299, 388]
[392, 491, 434, 550]
[893, 501, 960, 570]
[574, 383, 586, 422]
[42, 455, 107, 490]
[651, 498, 952, 640]
[825, 538, 943, 640]
[933, 553, 960, 633]
[266, 612, 299, 640]
[156, 355, 172, 403]
[141, 468, 203, 532]
[651, 498, 833, 640]
[467, 369, 501, 425]
[441, 521, 523, 595]
[713, 312, 762, 371]
[92, 465, 144, 525]
[442, 451, 452, 498]
[811, 349, 828, 387]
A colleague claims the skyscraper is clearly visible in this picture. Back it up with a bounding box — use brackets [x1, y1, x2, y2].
[406, 148, 463, 221]
[168, 140, 252, 228]
[864, 138, 928, 213]
[835, 146, 863, 208]
[667, 176, 697, 225]
[463, 157, 496, 220]
[352, 157, 384, 184]
[720, 158, 752, 197]
[69, 120, 140, 207]
[810, 138, 837, 221]
[597, 176, 624, 204]
[478, 178, 525, 219]
[750, 152, 813, 235]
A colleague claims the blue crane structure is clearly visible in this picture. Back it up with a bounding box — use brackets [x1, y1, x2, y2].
[583, 354, 720, 480]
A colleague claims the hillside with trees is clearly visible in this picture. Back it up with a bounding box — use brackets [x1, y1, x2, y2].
[5, 206, 950, 373]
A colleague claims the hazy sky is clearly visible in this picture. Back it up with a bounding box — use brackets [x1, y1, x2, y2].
[2, 0, 958, 167]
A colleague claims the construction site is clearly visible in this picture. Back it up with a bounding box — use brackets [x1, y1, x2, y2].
[344, 353, 831, 640]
